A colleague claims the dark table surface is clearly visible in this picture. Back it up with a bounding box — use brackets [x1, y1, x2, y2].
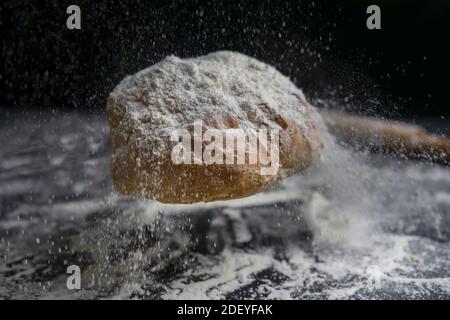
[1, 111, 450, 299]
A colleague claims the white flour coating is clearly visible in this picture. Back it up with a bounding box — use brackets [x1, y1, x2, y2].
[109, 51, 321, 157]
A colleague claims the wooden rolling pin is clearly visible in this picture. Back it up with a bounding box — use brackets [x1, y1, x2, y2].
[322, 111, 450, 165]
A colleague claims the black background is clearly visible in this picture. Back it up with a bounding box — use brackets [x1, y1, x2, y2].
[1, 0, 449, 118]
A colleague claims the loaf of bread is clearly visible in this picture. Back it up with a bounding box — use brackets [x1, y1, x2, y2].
[107, 51, 323, 203]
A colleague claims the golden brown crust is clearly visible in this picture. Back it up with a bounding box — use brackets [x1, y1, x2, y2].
[106, 51, 327, 203]
[108, 97, 323, 204]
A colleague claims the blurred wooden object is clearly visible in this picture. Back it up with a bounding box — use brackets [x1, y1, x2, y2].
[322, 111, 450, 165]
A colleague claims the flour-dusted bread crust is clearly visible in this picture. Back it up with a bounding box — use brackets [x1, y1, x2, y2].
[107, 51, 323, 203]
